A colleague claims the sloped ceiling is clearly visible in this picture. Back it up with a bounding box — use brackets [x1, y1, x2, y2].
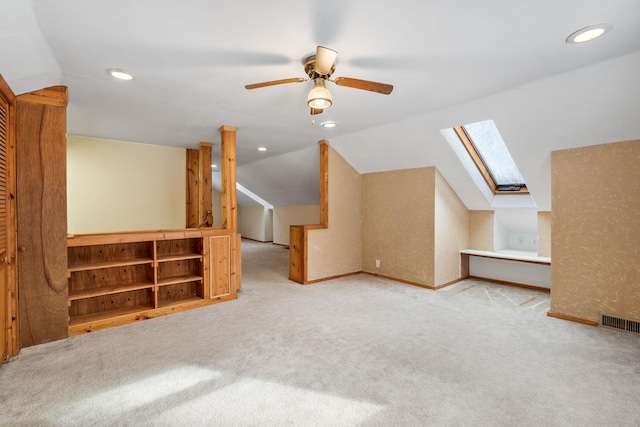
[2, 0, 639, 213]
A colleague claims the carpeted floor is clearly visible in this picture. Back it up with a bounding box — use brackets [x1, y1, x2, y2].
[1, 239, 639, 426]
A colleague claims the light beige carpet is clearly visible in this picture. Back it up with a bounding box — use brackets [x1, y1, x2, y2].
[0, 239, 639, 426]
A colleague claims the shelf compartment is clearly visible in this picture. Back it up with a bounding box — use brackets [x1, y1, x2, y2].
[69, 304, 154, 327]
[156, 238, 203, 260]
[68, 281, 154, 301]
[69, 288, 154, 319]
[68, 241, 153, 272]
[157, 282, 204, 306]
[69, 264, 154, 294]
[157, 258, 202, 285]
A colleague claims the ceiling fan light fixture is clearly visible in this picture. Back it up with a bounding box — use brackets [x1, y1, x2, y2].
[307, 79, 332, 110]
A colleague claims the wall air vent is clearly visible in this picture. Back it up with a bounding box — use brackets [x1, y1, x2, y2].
[602, 314, 640, 334]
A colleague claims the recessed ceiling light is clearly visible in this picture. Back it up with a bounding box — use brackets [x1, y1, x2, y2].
[258, 147, 267, 152]
[566, 23, 613, 44]
[321, 121, 337, 128]
[211, 164, 218, 168]
[107, 68, 134, 80]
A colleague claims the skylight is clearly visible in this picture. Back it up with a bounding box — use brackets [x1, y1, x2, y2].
[454, 120, 527, 194]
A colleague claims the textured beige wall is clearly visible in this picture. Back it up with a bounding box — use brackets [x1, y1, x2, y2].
[469, 210, 494, 251]
[361, 167, 435, 286]
[272, 205, 320, 245]
[434, 170, 469, 286]
[551, 139, 640, 322]
[67, 135, 185, 234]
[307, 146, 362, 280]
[537, 211, 551, 257]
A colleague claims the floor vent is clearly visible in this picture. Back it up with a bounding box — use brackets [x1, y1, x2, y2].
[602, 314, 640, 334]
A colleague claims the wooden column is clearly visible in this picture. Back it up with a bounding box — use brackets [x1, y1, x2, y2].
[16, 86, 69, 347]
[219, 126, 237, 231]
[198, 142, 213, 227]
[185, 149, 199, 228]
[318, 140, 329, 227]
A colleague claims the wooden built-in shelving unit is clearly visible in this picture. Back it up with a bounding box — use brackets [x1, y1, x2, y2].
[67, 228, 240, 335]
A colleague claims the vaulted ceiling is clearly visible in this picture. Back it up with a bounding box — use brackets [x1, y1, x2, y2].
[2, 0, 640, 212]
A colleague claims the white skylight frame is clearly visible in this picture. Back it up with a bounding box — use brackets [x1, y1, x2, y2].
[441, 127, 536, 209]
[453, 120, 528, 194]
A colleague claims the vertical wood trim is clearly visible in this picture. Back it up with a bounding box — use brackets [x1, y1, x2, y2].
[198, 142, 213, 227]
[0, 75, 18, 357]
[209, 235, 231, 297]
[288, 225, 305, 283]
[5, 85, 18, 357]
[201, 234, 211, 298]
[318, 140, 329, 227]
[16, 87, 69, 348]
[219, 126, 237, 231]
[233, 233, 241, 293]
[185, 149, 199, 228]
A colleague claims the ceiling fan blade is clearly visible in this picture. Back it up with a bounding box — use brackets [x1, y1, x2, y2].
[245, 78, 305, 90]
[310, 108, 324, 115]
[334, 77, 393, 95]
[315, 46, 337, 75]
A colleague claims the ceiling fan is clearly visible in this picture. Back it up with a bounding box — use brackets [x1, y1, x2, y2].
[245, 46, 393, 115]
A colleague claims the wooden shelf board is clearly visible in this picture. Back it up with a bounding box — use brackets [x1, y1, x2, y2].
[69, 304, 154, 327]
[157, 274, 203, 287]
[69, 257, 154, 273]
[157, 295, 204, 309]
[68, 282, 155, 301]
[157, 253, 203, 263]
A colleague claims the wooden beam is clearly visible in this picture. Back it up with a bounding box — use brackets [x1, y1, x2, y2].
[16, 86, 68, 108]
[198, 142, 213, 227]
[318, 140, 329, 227]
[219, 126, 237, 231]
[185, 149, 199, 228]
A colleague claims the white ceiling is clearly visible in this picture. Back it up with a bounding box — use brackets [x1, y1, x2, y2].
[2, 0, 640, 213]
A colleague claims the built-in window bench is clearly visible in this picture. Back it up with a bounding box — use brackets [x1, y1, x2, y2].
[460, 249, 551, 291]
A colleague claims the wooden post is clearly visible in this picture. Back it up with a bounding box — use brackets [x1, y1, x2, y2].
[318, 140, 329, 227]
[16, 86, 69, 347]
[219, 126, 237, 231]
[185, 149, 199, 228]
[198, 142, 213, 227]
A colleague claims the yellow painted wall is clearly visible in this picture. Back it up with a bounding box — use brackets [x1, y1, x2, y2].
[551, 139, 640, 322]
[361, 167, 435, 286]
[272, 205, 320, 246]
[307, 146, 361, 280]
[67, 135, 185, 234]
[434, 169, 469, 286]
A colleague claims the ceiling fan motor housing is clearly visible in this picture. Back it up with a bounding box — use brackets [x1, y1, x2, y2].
[304, 55, 335, 79]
